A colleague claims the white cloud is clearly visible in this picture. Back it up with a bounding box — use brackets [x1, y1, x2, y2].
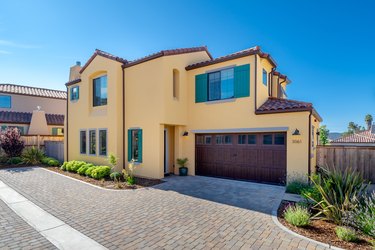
[0, 39, 41, 49]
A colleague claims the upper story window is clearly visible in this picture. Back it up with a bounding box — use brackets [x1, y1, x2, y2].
[195, 64, 250, 103]
[173, 69, 179, 99]
[208, 68, 234, 101]
[70, 86, 79, 101]
[0, 95, 11, 108]
[262, 69, 267, 86]
[93, 75, 107, 107]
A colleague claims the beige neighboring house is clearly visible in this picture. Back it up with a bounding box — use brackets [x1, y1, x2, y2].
[0, 84, 66, 135]
[331, 123, 375, 146]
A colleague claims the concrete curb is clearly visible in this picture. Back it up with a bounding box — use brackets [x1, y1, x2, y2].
[271, 199, 343, 250]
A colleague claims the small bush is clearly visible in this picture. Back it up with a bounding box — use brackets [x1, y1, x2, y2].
[77, 163, 94, 175]
[7, 156, 23, 165]
[47, 159, 60, 166]
[22, 147, 45, 165]
[65, 161, 86, 172]
[335, 226, 358, 242]
[286, 177, 310, 194]
[301, 185, 322, 205]
[110, 171, 122, 182]
[61, 161, 68, 171]
[85, 166, 97, 176]
[91, 166, 111, 180]
[284, 204, 311, 227]
[0, 128, 25, 157]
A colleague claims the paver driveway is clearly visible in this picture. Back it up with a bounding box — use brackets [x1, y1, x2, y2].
[0, 167, 327, 249]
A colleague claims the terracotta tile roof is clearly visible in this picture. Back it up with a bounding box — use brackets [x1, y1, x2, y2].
[185, 46, 277, 70]
[0, 111, 64, 125]
[0, 84, 67, 99]
[331, 130, 375, 144]
[80, 49, 128, 74]
[256, 97, 323, 121]
[123, 46, 212, 68]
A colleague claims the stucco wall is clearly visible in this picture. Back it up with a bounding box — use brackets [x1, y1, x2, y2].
[0, 94, 65, 115]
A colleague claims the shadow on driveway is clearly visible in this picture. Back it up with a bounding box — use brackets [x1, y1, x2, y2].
[154, 175, 285, 215]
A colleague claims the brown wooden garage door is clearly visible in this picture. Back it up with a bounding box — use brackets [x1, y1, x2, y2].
[195, 133, 287, 184]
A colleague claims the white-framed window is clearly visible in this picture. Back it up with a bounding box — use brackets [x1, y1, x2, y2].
[98, 129, 107, 156]
[208, 68, 234, 101]
[262, 69, 267, 86]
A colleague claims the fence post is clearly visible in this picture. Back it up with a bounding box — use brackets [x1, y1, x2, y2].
[37, 135, 40, 149]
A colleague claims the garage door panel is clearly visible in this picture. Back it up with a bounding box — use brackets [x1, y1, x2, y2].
[195, 133, 286, 184]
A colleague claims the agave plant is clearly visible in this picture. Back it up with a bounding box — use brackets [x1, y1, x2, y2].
[307, 166, 368, 224]
[21, 147, 45, 165]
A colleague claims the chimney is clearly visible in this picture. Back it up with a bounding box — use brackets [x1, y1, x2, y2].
[69, 61, 82, 81]
[372, 122, 375, 134]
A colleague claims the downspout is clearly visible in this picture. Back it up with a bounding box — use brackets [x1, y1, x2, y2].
[66, 86, 69, 161]
[308, 110, 312, 178]
[122, 65, 126, 169]
[269, 68, 276, 97]
[254, 54, 258, 110]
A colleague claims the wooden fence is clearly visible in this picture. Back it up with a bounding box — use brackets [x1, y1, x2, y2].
[21, 135, 64, 148]
[317, 145, 375, 183]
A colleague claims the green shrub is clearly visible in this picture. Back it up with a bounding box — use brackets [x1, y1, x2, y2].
[7, 156, 23, 165]
[344, 192, 375, 238]
[309, 166, 368, 224]
[301, 185, 322, 205]
[110, 171, 122, 182]
[65, 161, 86, 172]
[47, 159, 60, 166]
[126, 176, 135, 185]
[335, 226, 358, 242]
[21, 147, 44, 165]
[61, 161, 68, 171]
[77, 163, 94, 175]
[85, 166, 97, 176]
[91, 166, 111, 180]
[284, 204, 311, 227]
[286, 175, 310, 194]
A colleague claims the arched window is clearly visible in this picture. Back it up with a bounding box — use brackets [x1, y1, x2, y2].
[173, 69, 179, 99]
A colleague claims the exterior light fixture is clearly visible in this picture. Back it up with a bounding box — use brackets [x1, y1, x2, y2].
[292, 129, 300, 136]
[182, 131, 189, 136]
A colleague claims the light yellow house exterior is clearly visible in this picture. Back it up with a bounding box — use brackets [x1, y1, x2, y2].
[65, 46, 322, 184]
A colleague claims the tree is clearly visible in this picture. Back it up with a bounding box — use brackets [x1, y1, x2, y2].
[365, 114, 373, 130]
[343, 122, 365, 136]
[319, 125, 330, 146]
[0, 128, 25, 157]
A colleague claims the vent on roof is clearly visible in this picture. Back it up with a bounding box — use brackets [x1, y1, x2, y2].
[76, 61, 81, 66]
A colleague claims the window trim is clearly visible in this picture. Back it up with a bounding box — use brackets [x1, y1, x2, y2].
[93, 75, 108, 107]
[0, 95, 11, 109]
[207, 67, 235, 101]
[262, 69, 268, 86]
[88, 129, 97, 155]
[70, 86, 79, 101]
[98, 128, 107, 157]
[128, 128, 142, 163]
[79, 130, 87, 155]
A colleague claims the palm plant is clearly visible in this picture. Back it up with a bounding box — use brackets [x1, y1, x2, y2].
[365, 114, 373, 130]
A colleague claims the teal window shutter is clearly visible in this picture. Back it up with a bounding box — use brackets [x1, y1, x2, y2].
[76, 86, 79, 99]
[234, 64, 250, 98]
[195, 73, 208, 103]
[128, 130, 132, 162]
[70, 88, 73, 101]
[52, 128, 58, 135]
[138, 129, 143, 163]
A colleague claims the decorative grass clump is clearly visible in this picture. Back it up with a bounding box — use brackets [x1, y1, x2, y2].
[284, 204, 311, 227]
[335, 226, 358, 242]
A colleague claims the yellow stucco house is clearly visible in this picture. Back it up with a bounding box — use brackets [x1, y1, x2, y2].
[65, 46, 322, 184]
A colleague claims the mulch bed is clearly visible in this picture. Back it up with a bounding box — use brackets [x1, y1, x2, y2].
[278, 200, 374, 250]
[44, 166, 164, 190]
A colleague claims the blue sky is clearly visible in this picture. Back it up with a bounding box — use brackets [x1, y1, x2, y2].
[0, 0, 374, 132]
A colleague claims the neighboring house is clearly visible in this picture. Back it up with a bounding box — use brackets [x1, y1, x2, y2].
[65, 46, 322, 184]
[0, 84, 66, 135]
[330, 123, 375, 146]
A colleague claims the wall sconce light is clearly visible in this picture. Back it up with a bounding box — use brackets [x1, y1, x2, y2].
[182, 131, 189, 136]
[292, 129, 301, 136]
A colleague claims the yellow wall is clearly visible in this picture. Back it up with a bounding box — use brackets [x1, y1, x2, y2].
[66, 50, 320, 182]
[66, 55, 124, 168]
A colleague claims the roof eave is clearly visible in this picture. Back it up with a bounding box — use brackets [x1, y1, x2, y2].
[65, 79, 82, 87]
